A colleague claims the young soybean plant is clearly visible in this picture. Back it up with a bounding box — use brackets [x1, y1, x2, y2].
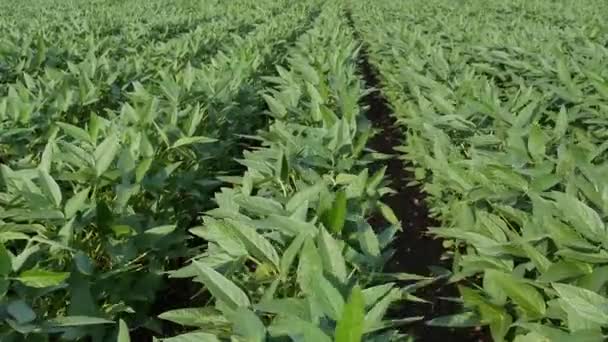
[159, 3, 423, 342]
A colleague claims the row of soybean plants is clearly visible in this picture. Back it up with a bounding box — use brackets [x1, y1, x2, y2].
[351, 0, 608, 340]
[0, 0, 320, 340]
[0, 0, 288, 88]
[158, 2, 425, 342]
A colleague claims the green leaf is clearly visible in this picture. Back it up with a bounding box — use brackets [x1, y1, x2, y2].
[311, 275, 345, 320]
[144, 225, 176, 236]
[74, 251, 94, 275]
[0, 243, 11, 276]
[228, 308, 266, 342]
[324, 190, 347, 234]
[227, 220, 280, 269]
[7, 300, 36, 324]
[358, 222, 381, 258]
[317, 227, 347, 283]
[40, 139, 55, 173]
[17, 268, 69, 288]
[162, 332, 221, 342]
[235, 195, 285, 216]
[554, 106, 568, 139]
[280, 233, 307, 280]
[297, 238, 323, 294]
[159, 307, 229, 328]
[171, 136, 217, 149]
[268, 316, 331, 342]
[364, 288, 401, 332]
[528, 124, 546, 161]
[264, 215, 317, 237]
[578, 265, 608, 293]
[135, 157, 153, 183]
[277, 151, 289, 183]
[45, 316, 113, 327]
[553, 283, 608, 325]
[38, 169, 62, 207]
[427, 312, 483, 327]
[286, 181, 325, 212]
[553, 192, 605, 242]
[57, 122, 91, 143]
[362, 283, 394, 307]
[64, 187, 90, 219]
[263, 94, 287, 118]
[255, 298, 309, 319]
[515, 322, 604, 342]
[118, 319, 130, 342]
[485, 270, 546, 318]
[378, 202, 399, 225]
[0, 278, 7, 300]
[192, 260, 250, 310]
[335, 286, 365, 342]
[94, 134, 120, 177]
[538, 261, 592, 283]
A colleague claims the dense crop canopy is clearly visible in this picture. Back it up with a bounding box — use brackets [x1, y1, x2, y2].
[350, 0, 608, 340]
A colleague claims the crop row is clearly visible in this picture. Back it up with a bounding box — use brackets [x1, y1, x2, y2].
[157, 2, 423, 341]
[350, 0, 608, 340]
[0, 0, 322, 340]
[0, 0, 293, 87]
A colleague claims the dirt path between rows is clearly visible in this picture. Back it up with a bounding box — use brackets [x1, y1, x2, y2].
[345, 11, 490, 342]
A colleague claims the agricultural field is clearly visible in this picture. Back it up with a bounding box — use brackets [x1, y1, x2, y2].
[1, 0, 607, 341]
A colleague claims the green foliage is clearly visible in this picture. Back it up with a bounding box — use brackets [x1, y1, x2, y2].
[0, 0, 323, 340]
[350, 0, 608, 340]
[161, 3, 421, 341]
[0, 0, 427, 340]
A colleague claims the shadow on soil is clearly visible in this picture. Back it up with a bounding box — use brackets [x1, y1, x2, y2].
[346, 11, 491, 342]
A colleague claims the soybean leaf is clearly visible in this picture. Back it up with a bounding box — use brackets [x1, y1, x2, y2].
[7, 300, 36, 324]
[94, 134, 120, 177]
[317, 227, 347, 283]
[264, 215, 317, 237]
[0, 243, 11, 276]
[323, 190, 347, 234]
[427, 312, 483, 327]
[171, 136, 217, 149]
[17, 268, 70, 288]
[57, 122, 91, 143]
[64, 187, 90, 219]
[286, 181, 325, 212]
[486, 270, 546, 318]
[297, 238, 323, 295]
[118, 319, 130, 342]
[553, 283, 608, 325]
[45, 316, 113, 327]
[378, 202, 399, 225]
[335, 286, 365, 342]
[38, 169, 62, 207]
[227, 220, 280, 269]
[159, 307, 229, 328]
[228, 308, 266, 342]
[255, 298, 310, 319]
[268, 316, 331, 342]
[311, 275, 345, 320]
[192, 261, 250, 310]
[553, 192, 605, 242]
[280, 232, 307, 280]
[161, 332, 221, 342]
[263, 94, 287, 118]
[235, 195, 285, 216]
[527, 124, 546, 161]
